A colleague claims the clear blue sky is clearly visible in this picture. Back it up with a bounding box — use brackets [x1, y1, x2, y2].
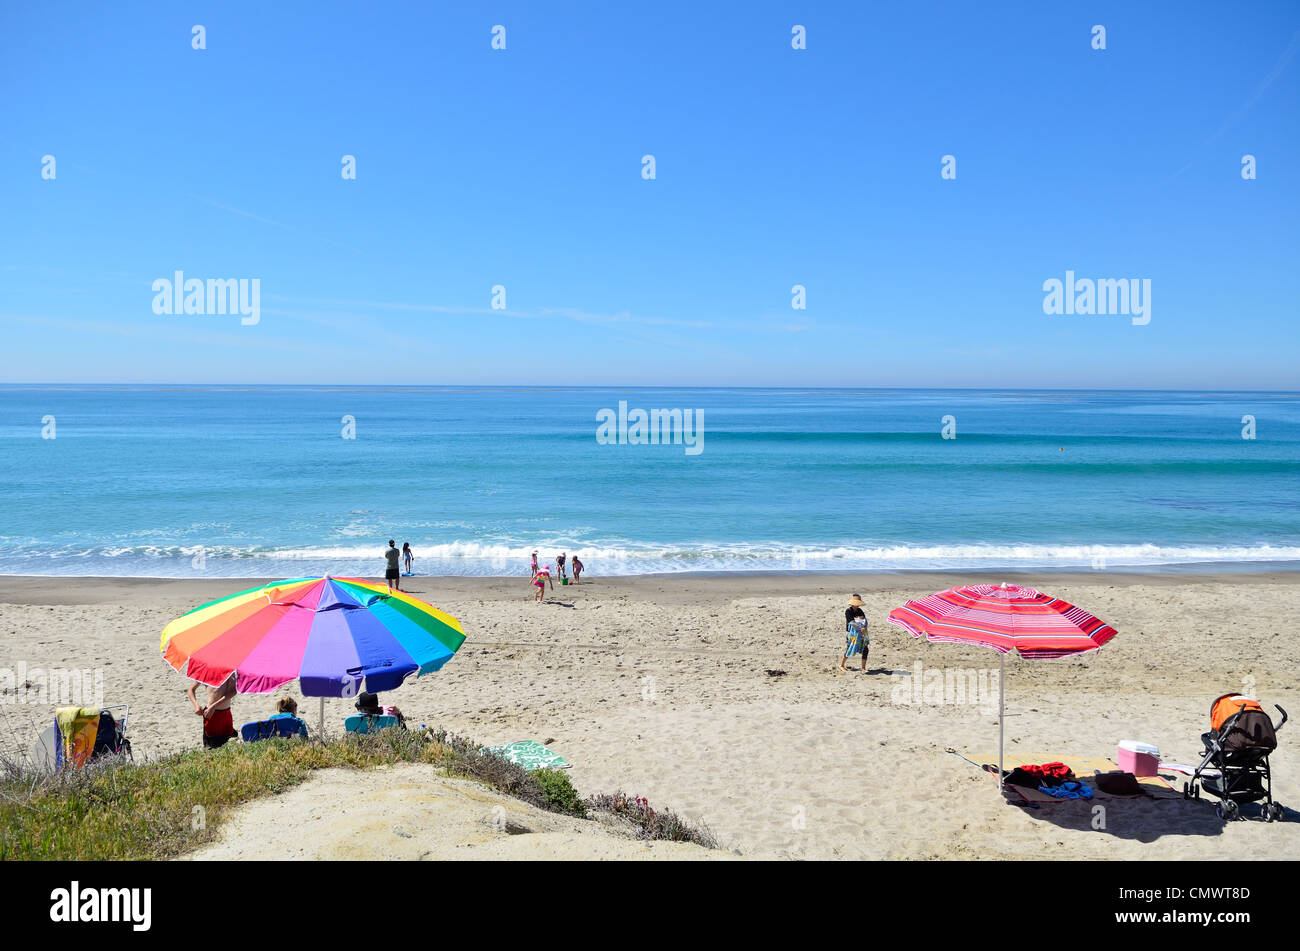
[1, 1, 1297, 388]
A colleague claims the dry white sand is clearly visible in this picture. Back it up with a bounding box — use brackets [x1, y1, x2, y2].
[2, 571, 1296, 860]
[187, 764, 729, 861]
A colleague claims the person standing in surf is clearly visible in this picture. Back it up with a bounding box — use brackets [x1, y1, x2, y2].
[384, 539, 402, 593]
[402, 542, 413, 576]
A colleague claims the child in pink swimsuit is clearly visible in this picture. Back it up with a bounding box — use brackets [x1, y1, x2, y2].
[531, 565, 553, 602]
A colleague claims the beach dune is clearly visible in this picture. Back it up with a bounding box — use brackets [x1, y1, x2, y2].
[1, 572, 1296, 860]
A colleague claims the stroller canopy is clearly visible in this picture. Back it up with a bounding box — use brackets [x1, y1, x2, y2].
[1211, 693, 1277, 754]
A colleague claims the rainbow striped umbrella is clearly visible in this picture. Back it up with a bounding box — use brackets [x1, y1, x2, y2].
[888, 582, 1117, 789]
[161, 577, 466, 728]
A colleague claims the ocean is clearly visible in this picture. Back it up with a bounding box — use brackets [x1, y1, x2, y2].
[1, 386, 1298, 577]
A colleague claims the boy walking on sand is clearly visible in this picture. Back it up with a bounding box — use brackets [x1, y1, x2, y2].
[188, 672, 237, 749]
[841, 594, 869, 672]
[384, 539, 402, 592]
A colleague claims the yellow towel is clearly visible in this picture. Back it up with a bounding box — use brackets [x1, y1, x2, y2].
[55, 706, 100, 769]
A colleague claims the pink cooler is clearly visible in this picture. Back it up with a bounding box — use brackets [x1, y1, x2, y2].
[1118, 740, 1160, 777]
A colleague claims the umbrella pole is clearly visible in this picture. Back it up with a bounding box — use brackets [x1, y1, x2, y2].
[318, 697, 325, 739]
[998, 652, 1005, 790]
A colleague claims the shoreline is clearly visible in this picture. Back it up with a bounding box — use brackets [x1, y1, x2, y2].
[4, 568, 1300, 608]
[2, 559, 1298, 584]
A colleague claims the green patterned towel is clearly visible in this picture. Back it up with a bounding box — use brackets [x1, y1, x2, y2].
[487, 740, 571, 770]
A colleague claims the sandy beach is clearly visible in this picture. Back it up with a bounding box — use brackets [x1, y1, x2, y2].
[2, 571, 1297, 860]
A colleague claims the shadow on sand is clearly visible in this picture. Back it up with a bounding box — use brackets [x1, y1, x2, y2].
[999, 785, 1279, 841]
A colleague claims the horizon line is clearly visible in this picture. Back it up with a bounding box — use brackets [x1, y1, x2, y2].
[2, 382, 1299, 394]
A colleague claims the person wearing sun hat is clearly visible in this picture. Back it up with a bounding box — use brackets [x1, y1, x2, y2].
[531, 562, 553, 603]
[840, 594, 869, 672]
[355, 690, 406, 728]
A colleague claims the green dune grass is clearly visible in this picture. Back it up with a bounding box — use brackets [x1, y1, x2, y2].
[0, 728, 716, 860]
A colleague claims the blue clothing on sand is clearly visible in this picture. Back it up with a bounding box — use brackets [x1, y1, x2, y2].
[1038, 781, 1093, 800]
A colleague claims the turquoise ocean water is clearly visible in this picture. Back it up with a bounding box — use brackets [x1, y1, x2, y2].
[1, 386, 1297, 577]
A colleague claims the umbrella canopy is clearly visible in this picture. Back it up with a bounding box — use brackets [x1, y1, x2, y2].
[161, 576, 466, 698]
[887, 582, 1117, 789]
[887, 582, 1117, 657]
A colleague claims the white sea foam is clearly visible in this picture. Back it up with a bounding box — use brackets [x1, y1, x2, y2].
[3, 541, 1300, 577]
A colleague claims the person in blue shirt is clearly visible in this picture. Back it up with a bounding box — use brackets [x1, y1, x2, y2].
[268, 696, 308, 737]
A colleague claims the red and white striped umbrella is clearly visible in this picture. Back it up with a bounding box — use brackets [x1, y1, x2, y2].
[887, 582, 1118, 789]
[887, 582, 1117, 658]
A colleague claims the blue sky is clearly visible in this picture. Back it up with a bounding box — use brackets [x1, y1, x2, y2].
[1, 1, 1297, 388]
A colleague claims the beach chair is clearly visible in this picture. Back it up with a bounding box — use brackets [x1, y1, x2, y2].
[344, 714, 400, 734]
[240, 716, 309, 743]
[92, 706, 132, 761]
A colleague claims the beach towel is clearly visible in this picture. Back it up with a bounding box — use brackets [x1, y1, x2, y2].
[978, 752, 1184, 802]
[54, 707, 100, 769]
[844, 620, 868, 657]
[487, 740, 571, 771]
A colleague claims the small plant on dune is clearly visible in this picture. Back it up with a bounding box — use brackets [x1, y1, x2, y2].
[530, 767, 587, 818]
[586, 791, 718, 849]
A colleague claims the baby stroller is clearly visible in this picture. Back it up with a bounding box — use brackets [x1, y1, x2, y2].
[1183, 693, 1286, 822]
